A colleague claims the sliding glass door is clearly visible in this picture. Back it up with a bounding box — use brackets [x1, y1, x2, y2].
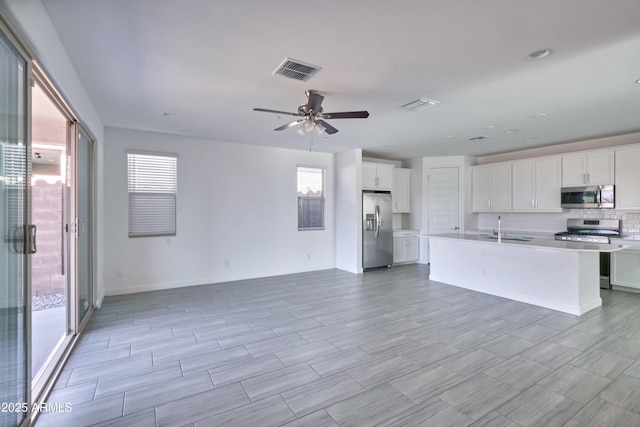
[1, 18, 96, 425]
[0, 28, 31, 427]
[74, 126, 93, 326]
[29, 69, 95, 402]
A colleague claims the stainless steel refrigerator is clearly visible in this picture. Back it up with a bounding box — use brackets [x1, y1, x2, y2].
[362, 191, 393, 269]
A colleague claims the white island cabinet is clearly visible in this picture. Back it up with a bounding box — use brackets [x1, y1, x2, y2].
[429, 234, 625, 315]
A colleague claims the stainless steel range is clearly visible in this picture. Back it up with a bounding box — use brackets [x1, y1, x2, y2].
[555, 219, 621, 243]
[555, 218, 621, 289]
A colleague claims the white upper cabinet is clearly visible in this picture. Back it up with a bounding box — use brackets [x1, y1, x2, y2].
[392, 167, 411, 212]
[512, 157, 562, 212]
[472, 164, 512, 212]
[362, 162, 393, 191]
[562, 151, 614, 187]
[615, 146, 640, 210]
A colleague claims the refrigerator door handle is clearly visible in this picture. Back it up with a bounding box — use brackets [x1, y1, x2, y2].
[375, 205, 381, 238]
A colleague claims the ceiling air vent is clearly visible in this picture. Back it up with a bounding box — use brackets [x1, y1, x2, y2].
[401, 98, 439, 111]
[272, 58, 321, 82]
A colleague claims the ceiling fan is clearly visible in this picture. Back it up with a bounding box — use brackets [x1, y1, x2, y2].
[253, 90, 369, 135]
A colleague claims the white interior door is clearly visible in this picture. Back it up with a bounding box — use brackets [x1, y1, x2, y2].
[427, 167, 460, 235]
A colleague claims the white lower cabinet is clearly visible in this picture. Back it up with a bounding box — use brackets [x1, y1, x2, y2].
[612, 245, 640, 290]
[393, 230, 419, 264]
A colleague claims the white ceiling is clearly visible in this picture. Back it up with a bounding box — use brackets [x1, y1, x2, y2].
[40, 0, 640, 160]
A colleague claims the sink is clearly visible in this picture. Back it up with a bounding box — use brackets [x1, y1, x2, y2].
[480, 235, 533, 242]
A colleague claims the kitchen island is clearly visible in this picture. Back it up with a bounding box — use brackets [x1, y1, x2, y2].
[429, 234, 626, 315]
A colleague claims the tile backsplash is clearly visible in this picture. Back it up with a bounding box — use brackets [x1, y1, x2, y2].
[477, 210, 640, 236]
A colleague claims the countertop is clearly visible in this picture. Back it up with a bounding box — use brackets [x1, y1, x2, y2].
[429, 233, 627, 252]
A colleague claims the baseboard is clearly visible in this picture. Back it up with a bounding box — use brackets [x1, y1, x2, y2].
[95, 294, 105, 308]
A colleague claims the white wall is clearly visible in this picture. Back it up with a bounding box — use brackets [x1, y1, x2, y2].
[103, 127, 336, 295]
[335, 149, 362, 273]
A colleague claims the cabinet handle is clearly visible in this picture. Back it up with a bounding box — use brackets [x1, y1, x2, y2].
[532, 198, 535, 208]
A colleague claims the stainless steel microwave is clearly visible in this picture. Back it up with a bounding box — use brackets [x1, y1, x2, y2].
[560, 185, 614, 209]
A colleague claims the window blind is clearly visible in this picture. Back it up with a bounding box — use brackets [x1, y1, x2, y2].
[297, 166, 324, 230]
[127, 152, 177, 237]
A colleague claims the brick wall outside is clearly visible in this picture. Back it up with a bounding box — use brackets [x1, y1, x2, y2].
[32, 179, 66, 296]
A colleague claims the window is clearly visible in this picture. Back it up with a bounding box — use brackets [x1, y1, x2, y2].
[127, 151, 177, 237]
[297, 166, 324, 230]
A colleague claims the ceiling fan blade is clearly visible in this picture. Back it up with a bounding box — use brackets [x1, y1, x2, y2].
[306, 90, 324, 113]
[322, 111, 369, 119]
[254, 108, 301, 117]
[318, 120, 338, 135]
[274, 119, 304, 131]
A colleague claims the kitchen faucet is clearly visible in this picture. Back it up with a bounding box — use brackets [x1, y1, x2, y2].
[492, 215, 505, 243]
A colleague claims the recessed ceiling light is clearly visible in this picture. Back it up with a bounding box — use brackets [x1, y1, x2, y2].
[162, 112, 176, 117]
[635, 78, 640, 84]
[384, 145, 396, 149]
[401, 98, 439, 111]
[524, 137, 539, 141]
[526, 49, 553, 61]
[444, 135, 455, 139]
[505, 129, 519, 134]
[531, 113, 547, 118]
[483, 125, 496, 130]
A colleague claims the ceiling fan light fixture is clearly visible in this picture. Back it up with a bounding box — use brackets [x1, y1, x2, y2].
[303, 120, 314, 132]
[402, 98, 439, 111]
[315, 122, 326, 135]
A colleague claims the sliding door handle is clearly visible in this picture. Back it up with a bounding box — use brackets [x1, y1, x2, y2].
[27, 224, 37, 254]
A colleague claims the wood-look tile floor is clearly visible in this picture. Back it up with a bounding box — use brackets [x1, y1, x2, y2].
[36, 264, 640, 426]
